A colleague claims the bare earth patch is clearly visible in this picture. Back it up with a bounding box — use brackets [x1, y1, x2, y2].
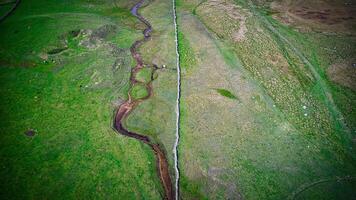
[327, 61, 356, 91]
[270, 0, 356, 34]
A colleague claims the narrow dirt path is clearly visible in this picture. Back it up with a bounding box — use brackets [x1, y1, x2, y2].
[113, 0, 174, 199]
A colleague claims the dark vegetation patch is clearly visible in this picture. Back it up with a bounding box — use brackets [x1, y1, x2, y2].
[0, 59, 36, 68]
[47, 47, 68, 55]
[0, 1, 16, 6]
[215, 88, 238, 100]
[69, 29, 81, 38]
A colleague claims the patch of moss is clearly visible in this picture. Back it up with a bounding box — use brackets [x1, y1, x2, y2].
[135, 67, 152, 83]
[178, 30, 196, 70]
[130, 84, 149, 99]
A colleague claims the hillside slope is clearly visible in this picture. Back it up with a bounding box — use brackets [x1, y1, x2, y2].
[177, 0, 356, 199]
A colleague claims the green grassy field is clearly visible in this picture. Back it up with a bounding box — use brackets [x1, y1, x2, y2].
[1, 0, 355, 199]
[0, 0, 169, 198]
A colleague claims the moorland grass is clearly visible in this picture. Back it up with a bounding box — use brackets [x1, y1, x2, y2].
[176, 0, 356, 199]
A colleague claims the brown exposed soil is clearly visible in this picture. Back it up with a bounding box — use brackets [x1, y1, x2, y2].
[113, 0, 174, 199]
[327, 61, 356, 91]
[270, 0, 356, 34]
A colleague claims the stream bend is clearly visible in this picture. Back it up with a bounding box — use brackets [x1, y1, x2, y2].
[113, 0, 174, 199]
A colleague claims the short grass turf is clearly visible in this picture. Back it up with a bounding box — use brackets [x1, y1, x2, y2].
[0, 0, 165, 199]
[130, 83, 149, 100]
[135, 67, 153, 83]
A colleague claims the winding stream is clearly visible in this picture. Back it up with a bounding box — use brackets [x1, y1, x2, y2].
[113, 0, 173, 199]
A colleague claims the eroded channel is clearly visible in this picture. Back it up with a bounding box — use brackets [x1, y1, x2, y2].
[113, 0, 174, 199]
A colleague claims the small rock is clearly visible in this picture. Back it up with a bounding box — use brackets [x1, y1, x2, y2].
[24, 129, 36, 137]
[352, 63, 356, 67]
[304, 113, 308, 116]
[303, 105, 307, 109]
[39, 53, 48, 60]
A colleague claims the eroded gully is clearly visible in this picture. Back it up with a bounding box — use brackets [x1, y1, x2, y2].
[113, 0, 174, 199]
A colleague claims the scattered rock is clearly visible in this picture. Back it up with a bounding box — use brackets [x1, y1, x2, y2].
[24, 129, 36, 137]
[38, 52, 48, 60]
[79, 38, 100, 49]
[92, 24, 117, 39]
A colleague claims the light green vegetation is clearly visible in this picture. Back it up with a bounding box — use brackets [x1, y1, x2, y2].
[177, 0, 356, 199]
[124, 0, 178, 177]
[177, 30, 196, 72]
[0, 0, 165, 198]
[135, 67, 153, 83]
[130, 83, 149, 99]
